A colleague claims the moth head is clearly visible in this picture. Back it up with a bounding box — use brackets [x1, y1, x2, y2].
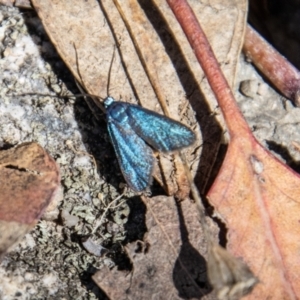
[104, 96, 115, 108]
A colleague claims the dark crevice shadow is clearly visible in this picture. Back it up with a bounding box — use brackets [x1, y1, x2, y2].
[79, 265, 109, 300]
[136, 0, 224, 192]
[107, 243, 133, 272]
[249, 0, 300, 70]
[201, 144, 228, 247]
[211, 213, 228, 248]
[267, 140, 300, 174]
[199, 193, 228, 248]
[172, 201, 212, 298]
[204, 143, 228, 194]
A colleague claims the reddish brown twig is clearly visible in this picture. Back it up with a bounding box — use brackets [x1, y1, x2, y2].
[243, 25, 300, 106]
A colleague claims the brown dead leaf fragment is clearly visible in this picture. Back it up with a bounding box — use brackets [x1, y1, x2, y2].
[93, 196, 216, 300]
[0, 142, 60, 259]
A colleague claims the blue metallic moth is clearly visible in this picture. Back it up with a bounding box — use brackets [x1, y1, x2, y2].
[104, 96, 195, 192]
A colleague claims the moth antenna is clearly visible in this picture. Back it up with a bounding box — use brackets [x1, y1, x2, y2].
[107, 45, 117, 97]
[73, 43, 106, 101]
[73, 43, 85, 90]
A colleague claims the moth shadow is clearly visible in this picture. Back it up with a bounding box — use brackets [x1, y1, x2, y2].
[267, 140, 300, 174]
[172, 201, 212, 298]
[79, 265, 109, 300]
[123, 196, 148, 243]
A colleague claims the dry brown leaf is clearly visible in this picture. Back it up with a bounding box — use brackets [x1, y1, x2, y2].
[208, 133, 300, 299]
[31, 0, 247, 195]
[93, 196, 217, 299]
[194, 16, 300, 299]
[0, 142, 60, 259]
